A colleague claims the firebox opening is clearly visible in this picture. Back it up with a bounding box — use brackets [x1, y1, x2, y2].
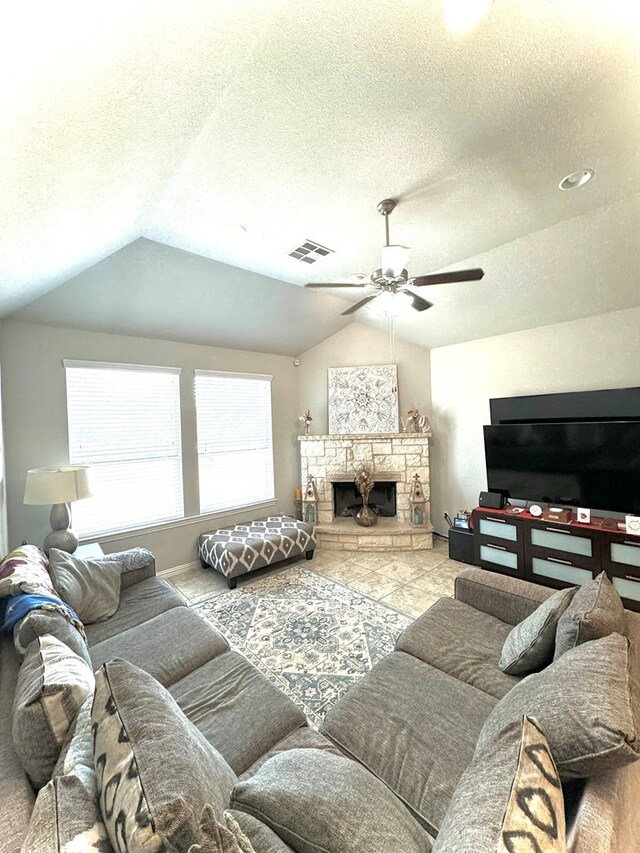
[333, 481, 397, 518]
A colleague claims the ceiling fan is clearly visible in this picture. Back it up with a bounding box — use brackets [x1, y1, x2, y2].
[305, 199, 484, 317]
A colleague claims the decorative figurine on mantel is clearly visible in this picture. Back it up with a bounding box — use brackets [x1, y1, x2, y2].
[353, 463, 378, 527]
[401, 409, 431, 434]
[410, 473, 426, 526]
[298, 409, 313, 435]
[302, 474, 318, 524]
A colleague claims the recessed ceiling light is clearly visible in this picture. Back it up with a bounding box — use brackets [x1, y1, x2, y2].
[443, 0, 493, 33]
[220, 223, 247, 238]
[558, 169, 594, 191]
[348, 273, 369, 283]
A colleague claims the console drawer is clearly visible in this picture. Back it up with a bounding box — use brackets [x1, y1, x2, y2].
[478, 517, 518, 542]
[530, 526, 593, 558]
[479, 543, 519, 572]
[609, 539, 640, 570]
[529, 556, 592, 588]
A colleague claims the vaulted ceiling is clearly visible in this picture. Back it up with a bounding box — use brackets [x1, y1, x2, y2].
[2, 1, 639, 352]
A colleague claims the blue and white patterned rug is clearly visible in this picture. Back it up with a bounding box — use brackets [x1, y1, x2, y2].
[193, 566, 412, 726]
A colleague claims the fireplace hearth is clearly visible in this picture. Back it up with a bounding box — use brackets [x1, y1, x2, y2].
[333, 481, 397, 518]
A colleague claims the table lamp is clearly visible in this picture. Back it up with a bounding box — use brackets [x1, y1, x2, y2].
[24, 466, 92, 555]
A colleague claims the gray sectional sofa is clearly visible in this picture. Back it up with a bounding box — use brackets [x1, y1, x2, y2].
[1, 551, 639, 851]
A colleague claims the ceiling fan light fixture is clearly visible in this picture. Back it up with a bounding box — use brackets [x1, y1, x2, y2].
[348, 273, 370, 284]
[381, 245, 411, 278]
[368, 290, 412, 319]
[443, 0, 493, 32]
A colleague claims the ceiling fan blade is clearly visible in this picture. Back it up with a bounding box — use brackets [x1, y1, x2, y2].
[341, 294, 379, 316]
[410, 268, 485, 287]
[402, 289, 434, 312]
[305, 282, 367, 288]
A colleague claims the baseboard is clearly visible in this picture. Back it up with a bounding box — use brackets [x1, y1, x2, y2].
[159, 560, 200, 578]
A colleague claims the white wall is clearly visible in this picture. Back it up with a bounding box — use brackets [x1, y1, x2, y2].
[297, 322, 431, 434]
[430, 306, 640, 536]
[1, 321, 299, 569]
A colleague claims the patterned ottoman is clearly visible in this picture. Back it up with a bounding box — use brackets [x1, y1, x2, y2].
[198, 516, 316, 588]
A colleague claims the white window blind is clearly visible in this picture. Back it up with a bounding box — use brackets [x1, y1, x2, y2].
[64, 361, 184, 537]
[195, 371, 275, 514]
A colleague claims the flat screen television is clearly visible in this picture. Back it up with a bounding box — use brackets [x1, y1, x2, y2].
[483, 421, 640, 513]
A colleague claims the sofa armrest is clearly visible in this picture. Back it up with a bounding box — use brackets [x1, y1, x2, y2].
[454, 567, 553, 626]
[100, 547, 156, 589]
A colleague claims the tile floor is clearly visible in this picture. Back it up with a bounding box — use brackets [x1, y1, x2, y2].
[160, 536, 469, 619]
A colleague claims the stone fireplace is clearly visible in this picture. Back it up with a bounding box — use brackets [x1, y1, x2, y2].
[299, 433, 433, 551]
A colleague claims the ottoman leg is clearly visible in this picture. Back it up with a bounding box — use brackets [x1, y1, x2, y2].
[227, 576, 238, 590]
[305, 550, 314, 560]
[200, 559, 209, 569]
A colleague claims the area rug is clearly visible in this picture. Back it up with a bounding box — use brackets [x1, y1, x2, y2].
[193, 566, 412, 726]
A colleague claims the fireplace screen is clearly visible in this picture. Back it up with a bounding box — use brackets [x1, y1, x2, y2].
[333, 481, 397, 518]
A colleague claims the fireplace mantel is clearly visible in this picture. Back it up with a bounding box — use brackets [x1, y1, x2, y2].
[298, 432, 433, 551]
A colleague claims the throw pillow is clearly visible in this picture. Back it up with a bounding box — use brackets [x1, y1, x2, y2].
[554, 572, 625, 660]
[13, 606, 92, 666]
[500, 586, 576, 675]
[433, 716, 565, 853]
[479, 632, 640, 779]
[0, 544, 55, 597]
[92, 658, 237, 852]
[12, 635, 95, 789]
[49, 548, 121, 624]
[230, 748, 434, 853]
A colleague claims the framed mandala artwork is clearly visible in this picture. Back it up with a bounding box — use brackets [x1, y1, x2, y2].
[328, 365, 399, 435]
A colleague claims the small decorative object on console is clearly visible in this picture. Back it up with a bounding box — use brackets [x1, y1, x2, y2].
[298, 409, 313, 435]
[529, 504, 543, 517]
[453, 510, 470, 530]
[542, 507, 572, 523]
[577, 507, 591, 524]
[410, 474, 426, 527]
[626, 515, 640, 536]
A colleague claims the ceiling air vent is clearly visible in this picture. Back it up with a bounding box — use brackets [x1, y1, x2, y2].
[288, 240, 334, 264]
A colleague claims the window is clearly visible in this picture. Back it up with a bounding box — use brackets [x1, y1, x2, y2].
[64, 360, 183, 537]
[195, 370, 274, 514]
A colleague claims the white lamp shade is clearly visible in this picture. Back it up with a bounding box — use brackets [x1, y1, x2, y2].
[381, 245, 411, 278]
[24, 466, 92, 505]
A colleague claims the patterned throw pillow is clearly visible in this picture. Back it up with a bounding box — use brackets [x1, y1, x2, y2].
[433, 716, 565, 853]
[0, 544, 56, 598]
[48, 549, 122, 625]
[497, 717, 565, 853]
[92, 659, 237, 852]
[554, 572, 626, 660]
[500, 587, 576, 675]
[12, 635, 95, 789]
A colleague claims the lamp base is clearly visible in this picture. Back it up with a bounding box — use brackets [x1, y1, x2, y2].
[44, 503, 78, 556]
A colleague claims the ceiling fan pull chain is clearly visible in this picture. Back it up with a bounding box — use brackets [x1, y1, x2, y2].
[389, 316, 396, 363]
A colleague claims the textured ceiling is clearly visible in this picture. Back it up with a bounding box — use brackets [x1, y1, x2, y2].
[2, 0, 639, 350]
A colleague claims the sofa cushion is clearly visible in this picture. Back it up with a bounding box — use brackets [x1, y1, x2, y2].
[433, 716, 565, 853]
[13, 606, 91, 666]
[238, 726, 342, 783]
[13, 635, 95, 789]
[231, 749, 434, 853]
[84, 575, 183, 646]
[92, 658, 237, 852]
[321, 650, 496, 836]
[49, 548, 121, 624]
[500, 586, 576, 675]
[554, 572, 626, 660]
[396, 597, 520, 699]
[479, 632, 640, 779]
[0, 544, 55, 598]
[89, 606, 229, 687]
[170, 650, 307, 776]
